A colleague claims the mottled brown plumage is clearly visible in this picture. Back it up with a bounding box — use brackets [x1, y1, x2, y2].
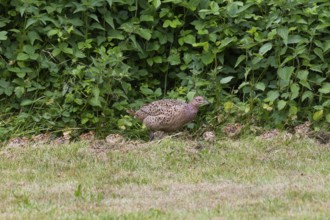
[129, 96, 208, 139]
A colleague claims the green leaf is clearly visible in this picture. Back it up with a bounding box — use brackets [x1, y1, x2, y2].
[266, 90, 280, 102]
[62, 47, 73, 54]
[227, 2, 238, 17]
[0, 79, 10, 88]
[92, 87, 100, 97]
[255, 82, 266, 91]
[91, 22, 105, 30]
[277, 27, 289, 45]
[163, 20, 171, 28]
[289, 106, 298, 116]
[117, 117, 132, 130]
[108, 30, 124, 40]
[288, 35, 305, 44]
[259, 42, 272, 55]
[187, 91, 196, 101]
[0, 31, 8, 40]
[278, 66, 294, 81]
[326, 114, 330, 123]
[281, 55, 294, 66]
[193, 42, 209, 51]
[302, 91, 313, 102]
[129, 35, 143, 52]
[0, 79, 13, 96]
[89, 14, 100, 23]
[52, 48, 61, 57]
[238, 82, 249, 90]
[244, 67, 251, 79]
[27, 31, 41, 45]
[290, 83, 300, 100]
[89, 97, 101, 107]
[218, 37, 237, 50]
[170, 19, 182, 28]
[14, 86, 25, 98]
[235, 55, 246, 68]
[184, 35, 196, 45]
[140, 87, 153, 95]
[25, 18, 38, 29]
[299, 80, 311, 90]
[153, 56, 162, 63]
[167, 53, 180, 65]
[23, 45, 35, 54]
[106, 0, 113, 7]
[104, 12, 115, 29]
[324, 40, 330, 52]
[201, 52, 214, 65]
[323, 100, 330, 107]
[0, 19, 8, 28]
[152, 0, 161, 8]
[310, 65, 323, 73]
[314, 48, 324, 61]
[17, 53, 29, 61]
[146, 58, 153, 66]
[319, 83, 330, 94]
[220, 76, 234, 84]
[140, 15, 154, 22]
[297, 70, 309, 80]
[74, 99, 83, 105]
[252, 57, 262, 65]
[224, 101, 234, 113]
[137, 28, 152, 40]
[17, 71, 26, 79]
[277, 100, 287, 110]
[47, 29, 58, 37]
[20, 99, 34, 106]
[154, 88, 162, 97]
[313, 110, 323, 121]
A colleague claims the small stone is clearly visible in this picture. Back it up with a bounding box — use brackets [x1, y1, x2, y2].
[294, 121, 311, 138]
[258, 129, 280, 140]
[223, 123, 242, 138]
[105, 134, 124, 145]
[32, 133, 51, 144]
[283, 132, 293, 141]
[203, 131, 216, 142]
[7, 137, 30, 148]
[63, 131, 72, 141]
[79, 131, 95, 142]
[51, 136, 69, 146]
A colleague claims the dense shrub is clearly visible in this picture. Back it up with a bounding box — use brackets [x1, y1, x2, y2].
[0, 0, 329, 139]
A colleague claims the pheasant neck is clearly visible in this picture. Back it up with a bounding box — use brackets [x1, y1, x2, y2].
[186, 104, 198, 119]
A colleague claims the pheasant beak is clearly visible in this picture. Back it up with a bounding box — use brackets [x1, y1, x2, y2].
[202, 99, 209, 106]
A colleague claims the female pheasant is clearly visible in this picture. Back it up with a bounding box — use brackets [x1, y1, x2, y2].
[128, 96, 208, 139]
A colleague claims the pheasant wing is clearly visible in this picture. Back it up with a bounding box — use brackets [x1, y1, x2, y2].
[143, 105, 186, 131]
[138, 99, 185, 117]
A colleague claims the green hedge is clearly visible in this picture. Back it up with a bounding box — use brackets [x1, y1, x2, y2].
[0, 0, 329, 139]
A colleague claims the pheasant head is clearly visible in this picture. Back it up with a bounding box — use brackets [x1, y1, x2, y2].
[189, 96, 208, 108]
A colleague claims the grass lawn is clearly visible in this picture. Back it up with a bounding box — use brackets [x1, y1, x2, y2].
[1, 136, 330, 219]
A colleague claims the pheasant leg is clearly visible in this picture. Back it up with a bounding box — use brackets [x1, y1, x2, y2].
[149, 131, 154, 141]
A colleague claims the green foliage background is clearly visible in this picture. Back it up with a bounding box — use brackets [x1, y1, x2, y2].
[0, 0, 329, 139]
